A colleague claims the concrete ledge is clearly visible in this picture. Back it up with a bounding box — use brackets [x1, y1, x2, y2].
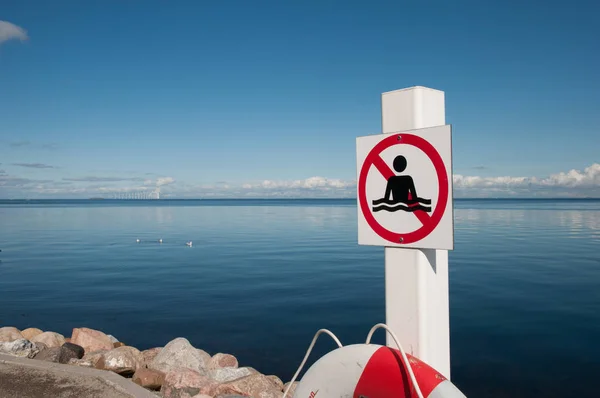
[0, 353, 157, 398]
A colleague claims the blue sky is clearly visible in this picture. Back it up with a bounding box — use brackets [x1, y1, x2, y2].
[1, 0, 599, 198]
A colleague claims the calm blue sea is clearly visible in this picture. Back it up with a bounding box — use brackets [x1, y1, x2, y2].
[0, 199, 599, 397]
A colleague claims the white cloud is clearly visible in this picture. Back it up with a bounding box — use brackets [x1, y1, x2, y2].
[453, 163, 600, 197]
[453, 164, 600, 189]
[221, 176, 356, 198]
[156, 177, 175, 186]
[64, 176, 144, 182]
[538, 163, 600, 187]
[12, 162, 54, 169]
[242, 176, 355, 191]
[0, 21, 28, 45]
[0, 172, 177, 199]
[165, 176, 357, 199]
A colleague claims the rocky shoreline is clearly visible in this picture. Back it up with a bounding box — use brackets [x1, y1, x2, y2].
[0, 326, 297, 398]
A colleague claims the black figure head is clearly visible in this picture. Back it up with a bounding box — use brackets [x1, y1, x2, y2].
[393, 155, 407, 173]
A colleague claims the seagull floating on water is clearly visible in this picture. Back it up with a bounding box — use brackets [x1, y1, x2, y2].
[136, 239, 140, 243]
[158, 238, 163, 243]
[186, 241, 192, 247]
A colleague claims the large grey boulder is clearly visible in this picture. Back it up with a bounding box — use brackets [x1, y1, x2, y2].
[149, 338, 208, 375]
[0, 339, 40, 358]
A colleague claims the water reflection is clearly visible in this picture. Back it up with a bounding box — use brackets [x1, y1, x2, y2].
[555, 210, 600, 231]
[455, 208, 600, 237]
[154, 206, 174, 224]
[297, 206, 354, 228]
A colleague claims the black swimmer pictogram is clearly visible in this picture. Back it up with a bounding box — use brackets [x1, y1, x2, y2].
[372, 155, 432, 213]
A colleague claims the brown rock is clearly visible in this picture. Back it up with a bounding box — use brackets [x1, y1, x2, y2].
[160, 369, 220, 398]
[133, 368, 166, 390]
[207, 353, 238, 369]
[82, 350, 109, 367]
[62, 342, 85, 360]
[31, 331, 66, 348]
[217, 374, 283, 398]
[71, 327, 114, 353]
[65, 338, 71, 343]
[113, 342, 126, 348]
[266, 375, 284, 391]
[0, 327, 23, 342]
[191, 395, 214, 398]
[34, 342, 48, 351]
[21, 328, 43, 340]
[141, 347, 162, 367]
[283, 381, 298, 396]
[35, 344, 86, 364]
[34, 347, 62, 363]
[97, 346, 143, 376]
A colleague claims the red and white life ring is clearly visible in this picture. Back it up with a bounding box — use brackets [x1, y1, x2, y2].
[292, 343, 466, 398]
[285, 324, 467, 398]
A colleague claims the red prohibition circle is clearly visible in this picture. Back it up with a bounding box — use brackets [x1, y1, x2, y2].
[358, 133, 448, 245]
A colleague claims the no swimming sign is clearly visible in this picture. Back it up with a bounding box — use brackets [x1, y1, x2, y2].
[356, 125, 454, 250]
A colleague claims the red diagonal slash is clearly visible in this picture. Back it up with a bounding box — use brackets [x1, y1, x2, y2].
[372, 154, 432, 226]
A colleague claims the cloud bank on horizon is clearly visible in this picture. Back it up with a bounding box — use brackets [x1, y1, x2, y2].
[453, 163, 600, 197]
[1, 163, 599, 199]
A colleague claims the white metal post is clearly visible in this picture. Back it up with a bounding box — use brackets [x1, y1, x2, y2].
[381, 86, 451, 379]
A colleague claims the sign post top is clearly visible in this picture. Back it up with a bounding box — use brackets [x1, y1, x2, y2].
[381, 87, 445, 132]
[381, 86, 444, 96]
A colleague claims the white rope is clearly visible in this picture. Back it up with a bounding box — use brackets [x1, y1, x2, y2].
[365, 323, 425, 398]
[282, 329, 343, 398]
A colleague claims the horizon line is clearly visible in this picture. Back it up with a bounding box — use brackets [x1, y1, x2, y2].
[1, 197, 599, 201]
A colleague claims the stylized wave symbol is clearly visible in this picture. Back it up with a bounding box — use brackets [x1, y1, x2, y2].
[372, 197, 431, 206]
[372, 204, 432, 213]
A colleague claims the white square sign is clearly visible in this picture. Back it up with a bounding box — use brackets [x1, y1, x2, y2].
[356, 125, 454, 250]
